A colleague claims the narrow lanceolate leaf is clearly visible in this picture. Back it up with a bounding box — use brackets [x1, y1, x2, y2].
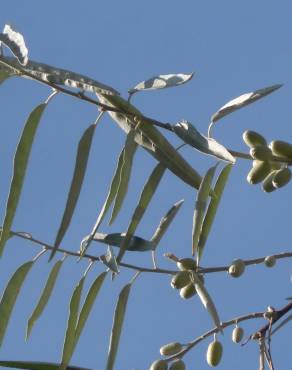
[74, 272, 107, 350]
[0, 103, 47, 257]
[0, 261, 33, 346]
[211, 84, 282, 123]
[173, 121, 235, 163]
[0, 64, 15, 84]
[0, 25, 28, 65]
[106, 283, 132, 370]
[110, 130, 138, 224]
[26, 260, 63, 340]
[192, 272, 222, 333]
[115, 162, 166, 261]
[151, 199, 184, 248]
[128, 73, 194, 94]
[0, 360, 94, 370]
[96, 93, 202, 189]
[197, 164, 233, 262]
[192, 165, 217, 256]
[93, 232, 154, 252]
[61, 277, 85, 370]
[50, 125, 96, 261]
[0, 56, 119, 96]
[126, 163, 166, 232]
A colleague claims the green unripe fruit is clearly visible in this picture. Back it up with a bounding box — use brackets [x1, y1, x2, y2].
[250, 145, 273, 161]
[262, 171, 277, 193]
[179, 282, 197, 299]
[228, 259, 245, 278]
[171, 271, 191, 289]
[270, 161, 283, 170]
[206, 340, 223, 367]
[232, 326, 244, 343]
[272, 167, 292, 188]
[270, 140, 292, 159]
[177, 258, 196, 271]
[149, 359, 168, 370]
[169, 359, 186, 370]
[264, 255, 276, 267]
[247, 161, 271, 184]
[243, 130, 267, 148]
[160, 342, 183, 356]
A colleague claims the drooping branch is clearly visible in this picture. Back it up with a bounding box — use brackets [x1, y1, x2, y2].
[167, 301, 292, 362]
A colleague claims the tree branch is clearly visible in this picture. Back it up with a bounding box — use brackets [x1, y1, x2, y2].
[7, 229, 292, 275]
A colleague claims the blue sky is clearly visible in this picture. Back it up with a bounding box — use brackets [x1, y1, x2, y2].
[0, 1, 292, 369]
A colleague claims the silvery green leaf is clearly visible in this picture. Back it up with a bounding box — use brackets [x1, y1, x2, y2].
[100, 246, 119, 273]
[74, 272, 107, 346]
[0, 63, 15, 84]
[106, 283, 132, 370]
[150, 199, 184, 248]
[128, 73, 194, 94]
[110, 130, 138, 224]
[93, 232, 154, 252]
[173, 120, 235, 163]
[26, 260, 63, 340]
[114, 162, 166, 261]
[197, 164, 232, 262]
[0, 25, 28, 65]
[211, 84, 282, 123]
[50, 124, 96, 261]
[192, 166, 217, 256]
[79, 138, 128, 257]
[61, 277, 85, 370]
[0, 103, 47, 256]
[192, 271, 222, 334]
[0, 56, 119, 95]
[0, 261, 34, 346]
[96, 93, 202, 189]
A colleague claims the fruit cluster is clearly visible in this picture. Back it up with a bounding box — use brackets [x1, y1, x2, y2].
[243, 130, 292, 192]
[170, 258, 202, 300]
[149, 325, 245, 369]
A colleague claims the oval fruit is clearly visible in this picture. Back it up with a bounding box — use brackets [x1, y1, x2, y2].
[272, 167, 292, 188]
[179, 283, 197, 299]
[262, 171, 277, 193]
[232, 326, 244, 343]
[243, 130, 267, 148]
[169, 359, 186, 370]
[149, 359, 168, 370]
[250, 145, 273, 161]
[160, 342, 183, 356]
[206, 340, 223, 367]
[247, 161, 271, 184]
[264, 255, 276, 267]
[177, 258, 196, 271]
[270, 140, 292, 159]
[228, 259, 245, 278]
[171, 271, 191, 289]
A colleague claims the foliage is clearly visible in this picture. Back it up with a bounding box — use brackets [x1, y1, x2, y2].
[0, 24, 291, 370]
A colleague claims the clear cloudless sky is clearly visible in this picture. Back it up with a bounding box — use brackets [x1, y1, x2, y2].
[0, 1, 292, 369]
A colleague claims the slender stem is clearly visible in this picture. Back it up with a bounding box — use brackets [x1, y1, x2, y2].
[167, 311, 265, 361]
[168, 300, 292, 362]
[7, 228, 292, 276]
